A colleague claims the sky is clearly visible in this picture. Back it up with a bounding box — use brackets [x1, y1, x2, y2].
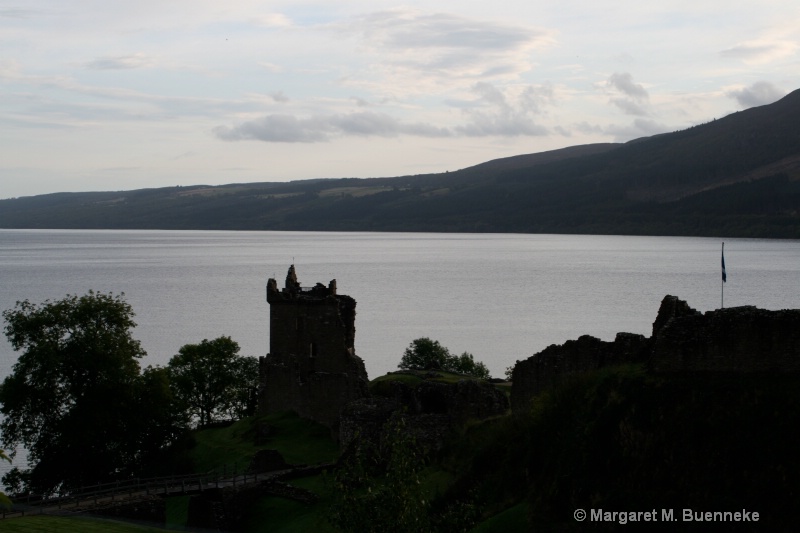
[1, 1, 799, 199]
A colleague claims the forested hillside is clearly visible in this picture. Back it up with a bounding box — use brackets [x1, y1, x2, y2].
[2, 90, 800, 238]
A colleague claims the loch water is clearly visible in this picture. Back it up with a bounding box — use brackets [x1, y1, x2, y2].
[2, 229, 800, 382]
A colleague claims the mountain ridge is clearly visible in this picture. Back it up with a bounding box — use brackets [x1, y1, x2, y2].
[2, 90, 800, 238]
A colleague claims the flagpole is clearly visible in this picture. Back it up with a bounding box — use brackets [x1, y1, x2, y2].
[721, 242, 725, 309]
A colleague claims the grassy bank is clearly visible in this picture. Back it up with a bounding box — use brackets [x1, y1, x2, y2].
[431, 365, 800, 531]
[0, 411, 340, 533]
[0, 515, 169, 532]
[188, 411, 339, 473]
[5, 367, 797, 531]
[181, 367, 800, 531]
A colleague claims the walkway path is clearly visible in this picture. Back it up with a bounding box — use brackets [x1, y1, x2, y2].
[1, 468, 298, 519]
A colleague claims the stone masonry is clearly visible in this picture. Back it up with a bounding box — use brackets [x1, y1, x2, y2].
[510, 332, 649, 412]
[511, 294, 800, 412]
[258, 265, 369, 434]
[339, 376, 509, 451]
[649, 298, 800, 373]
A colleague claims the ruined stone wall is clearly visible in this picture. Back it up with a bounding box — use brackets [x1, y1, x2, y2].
[650, 304, 800, 373]
[339, 376, 509, 451]
[510, 332, 648, 413]
[511, 294, 800, 413]
[259, 266, 368, 434]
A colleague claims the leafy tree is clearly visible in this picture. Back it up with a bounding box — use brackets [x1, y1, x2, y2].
[399, 337, 450, 372]
[399, 337, 492, 379]
[0, 292, 182, 495]
[226, 354, 259, 420]
[0, 450, 10, 508]
[167, 336, 258, 428]
[328, 418, 482, 532]
[129, 366, 191, 471]
[328, 419, 430, 532]
[450, 351, 491, 380]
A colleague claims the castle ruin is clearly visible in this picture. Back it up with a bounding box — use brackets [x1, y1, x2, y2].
[258, 265, 369, 434]
[511, 295, 800, 412]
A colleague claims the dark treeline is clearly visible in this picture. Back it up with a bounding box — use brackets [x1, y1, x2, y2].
[0, 292, 258, 497]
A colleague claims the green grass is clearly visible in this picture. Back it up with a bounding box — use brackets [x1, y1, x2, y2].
[22, 364, 796, 532]
[257, 412, 339, 465]
[241, 475, 338, 533]
[150, 412, 341, 532]
[189, 417, 264, 472]
[431, 365, 800, 530]
[164, 495, 190, 529]
[470, 502, 529, 533]
[0, 515, 170, 532]
[427, 372, 482, 384]
[370, 372, 424, 388]
[188, 411, 338, 473]
[370, 370, 493, 397]
[369, 373, 420, 397]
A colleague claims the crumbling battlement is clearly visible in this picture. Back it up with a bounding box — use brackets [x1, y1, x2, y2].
[511, 295, 800, 412]
[510, 332, 649, 412]
[259, 266, 368, 435]
[650, 300, 800, 373]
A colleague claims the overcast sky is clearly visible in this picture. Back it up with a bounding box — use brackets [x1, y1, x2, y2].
[2, 1, 798, 198]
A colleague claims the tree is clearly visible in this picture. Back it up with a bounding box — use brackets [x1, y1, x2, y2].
[127, 366, 191, 473]
[226, 354, 259, 420]
[167, 336, 258, 428]
[328, 418, 482, 532]
[450, 351, 491, 380]
[0, 292, 180, 495]
[328, 418, 430, 532]
[399, 337, 450, 371]
[0, 451, 10, 508]
[398, 337, 492, 379]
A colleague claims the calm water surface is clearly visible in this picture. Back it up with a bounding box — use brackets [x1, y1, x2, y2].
[2, 230, 799, 382]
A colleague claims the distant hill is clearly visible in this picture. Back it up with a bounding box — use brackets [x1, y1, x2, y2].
[2, 90, 800, 238]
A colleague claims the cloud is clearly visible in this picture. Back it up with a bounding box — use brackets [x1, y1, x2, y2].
[573, 122, 604, 136]
[213, 111, 452, 143]
[259, 62, 284, 73]
[455, 114, 547, 137]
[270, 91, 289, 103]
[519, 85, 557, 114]
[608, 72, 648, 100]
[606, 72, 649, 116]
[85, 53, 154, 70]
[605, 118, 669, 142]
[250, 13, 293, 28]
[610, 98, 648, 116]
[328, 112, 403, 137]
[214, 115, 329, 143]
[213, 87, 557, 144]
[454, 82, 552, 136]
[720, 39, 799, 64]
[358, 10, 542, 52]
[726, 81, 786, 108]
[1, 62, 260, 126]
[0, 8, 36, 18]
[339, 9, 555, 94]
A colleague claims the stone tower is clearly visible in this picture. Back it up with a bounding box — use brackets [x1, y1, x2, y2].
[259, 265, 369, 434]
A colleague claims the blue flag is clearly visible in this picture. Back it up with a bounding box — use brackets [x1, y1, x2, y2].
[721, 246, 727, 283]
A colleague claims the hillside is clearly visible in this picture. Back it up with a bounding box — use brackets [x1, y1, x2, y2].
[9, 367, 795, 532]
[2, 91, 800, 237]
